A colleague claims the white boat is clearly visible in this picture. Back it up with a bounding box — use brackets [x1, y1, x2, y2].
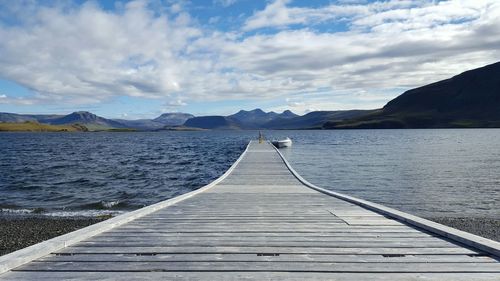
[272, 137, 292, 148]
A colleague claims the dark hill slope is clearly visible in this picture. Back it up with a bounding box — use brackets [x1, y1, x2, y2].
[325, 61, 500, 129]
[183, 116, 242, 130]
[265, 110, 375, 129]
[49, 111, 127, 130]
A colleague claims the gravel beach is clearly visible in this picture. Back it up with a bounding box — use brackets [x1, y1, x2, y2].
[0, 216, 108, 256]
[0, 216, 498, 256]
[426, 217, 500, 242]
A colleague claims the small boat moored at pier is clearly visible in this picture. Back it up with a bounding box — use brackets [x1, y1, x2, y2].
[272, 137, 292, 148]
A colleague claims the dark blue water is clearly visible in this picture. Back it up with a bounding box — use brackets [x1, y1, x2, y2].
[1, 129, 499, 218]
[0, 131, 253, 216]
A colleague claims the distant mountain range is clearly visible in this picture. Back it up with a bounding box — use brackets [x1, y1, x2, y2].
[181, 108, 373, 130]
[1, 61, 499, 131]
[0, 108, 369, 131]
[0, 111, 196, 131]
[184, 109, 302, 130]
[229, 109, 298, 129]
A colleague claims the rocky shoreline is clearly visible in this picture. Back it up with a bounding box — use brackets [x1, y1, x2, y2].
[0, 216, 108, 256]
[426, 217, 500, 242]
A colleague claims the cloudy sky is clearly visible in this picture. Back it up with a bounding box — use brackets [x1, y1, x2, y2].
[0, 0, 499, 118]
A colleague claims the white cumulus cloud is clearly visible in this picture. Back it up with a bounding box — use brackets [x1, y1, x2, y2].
[0, 0, 499, 111]
[0, 1, 201, 104]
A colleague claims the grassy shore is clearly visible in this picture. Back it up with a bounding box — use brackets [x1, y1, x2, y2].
[0, 121, 88, 132]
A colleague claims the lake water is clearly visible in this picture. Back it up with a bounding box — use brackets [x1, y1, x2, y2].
[280, 129, 500, 219]
[1, 130, 499, 218]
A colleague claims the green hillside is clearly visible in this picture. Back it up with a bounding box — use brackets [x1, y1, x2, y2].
[0, 121, 88, 132]
[325, 61, 500, 129]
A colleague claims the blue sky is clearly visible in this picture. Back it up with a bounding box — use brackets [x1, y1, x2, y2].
[0, 0, 499, 118]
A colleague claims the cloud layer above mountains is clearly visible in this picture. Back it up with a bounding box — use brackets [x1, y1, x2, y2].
[0, 0, 499, 113]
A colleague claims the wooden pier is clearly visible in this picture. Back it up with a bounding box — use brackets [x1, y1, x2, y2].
[1, 140, 499, 280]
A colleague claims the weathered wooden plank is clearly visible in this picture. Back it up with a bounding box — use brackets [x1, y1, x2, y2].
[107, 226, 432, 234]
[15, 261, 500, 273]
[217, 181, 303, 186]
[94, 232, 435, 238]
[84, 224, 420, 231]
[86, 236, 443, 243]
[3, 271, 500, 281]
[138, 215, 353, 219]
[73, 241, 459, 249]
[122, 222, 354, 228]
[38, 253, 498, 263]
[205, 188, 317, 193]
[127, 218, 349, 222]
[341, 220, 406, 226]
[57, 246, 479, 255]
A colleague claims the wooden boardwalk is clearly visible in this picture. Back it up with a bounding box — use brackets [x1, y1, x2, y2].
[1, 140, 499, 280]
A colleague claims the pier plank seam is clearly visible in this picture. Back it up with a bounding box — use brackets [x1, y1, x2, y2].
[0, 140, 499, 280]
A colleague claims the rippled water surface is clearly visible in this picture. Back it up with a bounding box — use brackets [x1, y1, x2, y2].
[279, 129, 500, 218]
[0, 131, 252, 216]
[1, 129, 499, 218]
